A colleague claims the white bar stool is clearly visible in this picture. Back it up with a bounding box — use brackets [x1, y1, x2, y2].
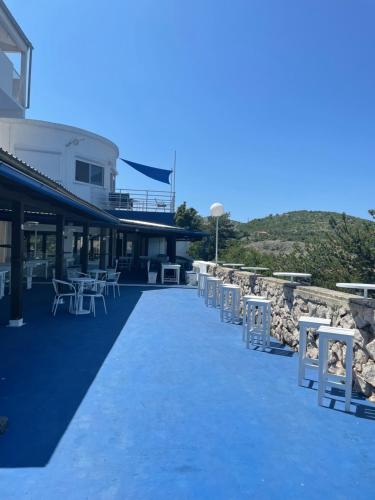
[317, 326, 354, 412]
[216, 281, 226, 309]
[245, 298, 271, 350]
[242, 295, 265, 341]
[197, 272, 210, 297]
[220, 285, 241, 323]
[205, 277, 221, 307]
[298, 316, 331, 386]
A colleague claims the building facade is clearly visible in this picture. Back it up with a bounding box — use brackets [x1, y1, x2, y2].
[0, 0, 202, 289]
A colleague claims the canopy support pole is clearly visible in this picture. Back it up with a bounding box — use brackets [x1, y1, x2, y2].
[9, 200, 24, 327]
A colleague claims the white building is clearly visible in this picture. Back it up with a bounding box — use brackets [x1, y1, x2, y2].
[0, 118, 119, 208]
[0, 0, 199, 276]
[0, 0, 32, 118]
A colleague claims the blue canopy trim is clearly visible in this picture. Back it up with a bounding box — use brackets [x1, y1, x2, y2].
[121, 158, 172, 185]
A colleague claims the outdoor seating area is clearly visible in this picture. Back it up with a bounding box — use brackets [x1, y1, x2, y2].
[52, 267, 121, 317]
[0, 284, 373, 498]
[198, 268, 361, 414]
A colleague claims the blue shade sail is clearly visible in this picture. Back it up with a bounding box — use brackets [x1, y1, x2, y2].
[120, 158, 172, 184]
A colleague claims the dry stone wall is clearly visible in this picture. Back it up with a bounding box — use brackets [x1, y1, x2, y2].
[209, 265, 375, 400]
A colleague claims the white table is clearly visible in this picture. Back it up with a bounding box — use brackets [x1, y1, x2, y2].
[70, 277, 95, 314]
[273, 272, 311, 284]
[161, 264, 181, 284]
[336, 283, 375, 298]
[222, 263, 245, 269]
[241, 267, 269, 274]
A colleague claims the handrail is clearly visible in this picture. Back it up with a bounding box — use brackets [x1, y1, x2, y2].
[106, 189, 175, 213]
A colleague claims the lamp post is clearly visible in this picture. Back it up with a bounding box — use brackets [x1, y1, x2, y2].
[210, 202, 224, 264]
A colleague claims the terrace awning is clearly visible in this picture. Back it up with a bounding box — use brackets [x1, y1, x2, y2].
[0, 148, 118, 226]
[120, 158, 172, 185]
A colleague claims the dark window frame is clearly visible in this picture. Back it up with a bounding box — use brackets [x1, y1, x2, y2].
[75, 160, 104, 187]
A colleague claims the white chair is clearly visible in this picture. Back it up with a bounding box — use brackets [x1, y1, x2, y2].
[52, 279, 76, 316]
[242, 295, 266, 341]
[220, 285, 241, 323]
[245, 298, 271, 350]
[317, 326, 354, 412]
[106, 259, 118, 274]
[298, 316, 331, 386]
[82, 280, 107, 317]
[106, 272, 121, 298]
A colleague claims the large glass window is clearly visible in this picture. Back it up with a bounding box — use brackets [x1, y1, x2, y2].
[75, 160, 104, 186]
[91, 164, 104, 186]
[75, 160, 90, 183]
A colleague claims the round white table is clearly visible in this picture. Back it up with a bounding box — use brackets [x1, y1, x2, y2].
[70, 277, 95, 314]
[222, 263, 245, 269]
[336, 283, 375, 298]
[273, 272, 311, 284]
[241, 267, 269, 274]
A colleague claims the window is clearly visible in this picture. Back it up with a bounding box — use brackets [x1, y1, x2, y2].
[75, 160, 89, 183]
[91, 164, 104, 186]
[75, 160, 104, 186]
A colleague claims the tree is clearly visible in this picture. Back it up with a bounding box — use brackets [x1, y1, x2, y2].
[189, 213, 238, 260]
[277, 213, 375, 289]
[175, 202, 203, 230]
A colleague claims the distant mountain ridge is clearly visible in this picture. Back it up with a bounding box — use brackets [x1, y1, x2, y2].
[236, 210, 370, 243]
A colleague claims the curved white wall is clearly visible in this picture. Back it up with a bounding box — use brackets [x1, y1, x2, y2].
[0, 118, 119, 208]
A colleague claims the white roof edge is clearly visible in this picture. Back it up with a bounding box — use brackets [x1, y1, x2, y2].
[119, 218, 181, 230]
[0, 117, 119, 156]
[0, 0, 33, 48]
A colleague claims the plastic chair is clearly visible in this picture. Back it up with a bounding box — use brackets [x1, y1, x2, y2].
[52, 279, 76, 316]
[106, 272, 121, 297]
[82, 280, 107, 317]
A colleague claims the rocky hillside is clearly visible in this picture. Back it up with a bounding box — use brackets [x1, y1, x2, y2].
[237, 210, 369, 242]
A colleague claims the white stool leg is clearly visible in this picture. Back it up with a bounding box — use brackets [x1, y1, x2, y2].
[242, 301, 248, 341]
[298, 324, 307, 386]
[220, 289, 225, 322]
[344, 339, 353, 412]
[265, 304, 271, 347]
[318, 337, 327, 406]
[212, 282, 217, 307]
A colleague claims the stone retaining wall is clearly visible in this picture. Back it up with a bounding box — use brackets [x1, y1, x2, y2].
[209, 265, 375, 399]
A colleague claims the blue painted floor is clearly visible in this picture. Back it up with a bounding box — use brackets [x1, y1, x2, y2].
[0, 285, 374, 499]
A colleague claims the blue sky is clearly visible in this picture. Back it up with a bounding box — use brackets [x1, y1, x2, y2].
[7, 0, 375, 221]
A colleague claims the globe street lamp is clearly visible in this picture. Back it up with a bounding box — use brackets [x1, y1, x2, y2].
[210, 202, 225, 264]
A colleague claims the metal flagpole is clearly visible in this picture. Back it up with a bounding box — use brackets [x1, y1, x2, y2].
[172, 150, 176, 211]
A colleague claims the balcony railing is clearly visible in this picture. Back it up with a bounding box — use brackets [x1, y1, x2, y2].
[106, 189, 175, 213]
[0, 51, 25, 108]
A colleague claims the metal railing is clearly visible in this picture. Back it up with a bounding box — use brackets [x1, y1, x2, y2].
[106, 189, 175, 213]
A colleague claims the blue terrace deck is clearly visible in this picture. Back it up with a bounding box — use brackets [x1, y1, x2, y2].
[0, 285, 374, 499]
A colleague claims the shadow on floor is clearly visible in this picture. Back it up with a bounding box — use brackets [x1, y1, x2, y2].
[249, 340, 295, 357]
[300, 380, 375, 420]
[0, 284, 162, 468]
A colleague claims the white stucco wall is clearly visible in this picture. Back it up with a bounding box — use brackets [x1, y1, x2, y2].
[0, 118, 119, 208]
